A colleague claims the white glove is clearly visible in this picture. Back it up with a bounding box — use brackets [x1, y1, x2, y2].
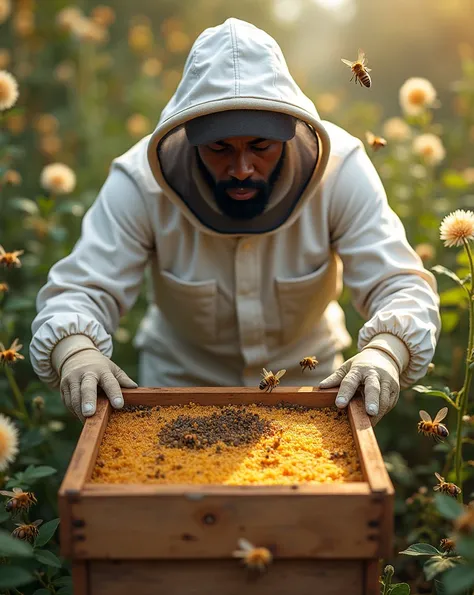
[319, 334, 410, 426]
[51, 335, 137, 423]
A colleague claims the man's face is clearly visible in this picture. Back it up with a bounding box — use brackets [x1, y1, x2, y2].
[196, 136, 285, 219]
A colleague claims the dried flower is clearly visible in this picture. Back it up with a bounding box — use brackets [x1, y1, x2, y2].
[399, 77, 438, 116]
[56, 6, 83, 32]
[412, 133, 446, 166]
[0, 0, 11, 24]
[0, 48, 11, 69]
[0, 70, 19, 111]
[32, 396, 44, 410]
[128, 24, 154, 53]
[0, 282, 9, 293]
[0, 338, 25, 365]
[0, 245, 24, 268]
[382, 117, 411, 141]
[33, 113, 60, 135]
[440, 210, 474, 248]
[13, 9, 34, 37]
[141, 57, 162, 78]
[71, 17, 108, 44]
[232, 538, 273, 572]
[0, 414, 19, 471]
[39, 135, 62, 157]
[415, 243, 435, 262]
[2, 169, 21, 186]
[40, 163, 76, 195]
[90, 5, 115, 27]
[126, 113, 151, 137]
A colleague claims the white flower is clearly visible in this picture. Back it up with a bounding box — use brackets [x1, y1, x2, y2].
[40, 163, 77, 195]
[399, 77, 438, 116]
[0, 0, 11, 25]
[56, 6, 83, 31]
[440, 210, 474, 248]
[0, 414, 19, 471]
[0, 70, 19, 111]
[382, 117, 412, 141]
[412, 134, 446, 166]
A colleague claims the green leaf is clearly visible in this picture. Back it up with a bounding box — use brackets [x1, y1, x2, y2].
[3, 296, 36, 312]
[412, 385, 453, 399]
[23, 465, 57, 483]
[0, 508, 10, 523]
[53, 575, 73, 587]
[0, 566, 35, 588]
[35, 518, 60, 547]
[424, 556, 458, 581]
[390, 584, 411, 594]
[20, 428, 46, 450]
[399, 543, 442, 556]
[33, 590, 52, 595]
[441, 311, 460, 333]
[454, 536, 474, 559]
[443, 565, 474, 595]
[435, 493, 464, 520]
[56, 587, 73, 595]
[0, 529, 34, 557]
[439, 287, 467, 306]
[34, 548, 63, 568]
[8, 197, 39, 215]
[432, 265, 463, 286]
[434, 578, 446, 595]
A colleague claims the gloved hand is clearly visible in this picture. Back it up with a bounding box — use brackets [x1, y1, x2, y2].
[318, 334, 409, 426]
[51, 335, 137, 423]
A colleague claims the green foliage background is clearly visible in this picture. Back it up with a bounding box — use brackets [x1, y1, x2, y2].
[1, 0, 474, 592]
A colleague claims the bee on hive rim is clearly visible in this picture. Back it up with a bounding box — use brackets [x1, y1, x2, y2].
[0, 488, 37, 516]
[259, 368, 286, 393]
[232, 538, 273, 572]
[299, 356, 318, 373]
[365, 131, 387, 152]
[418, 407, 449, 441]
[12, 519, 43, 543]
[433, 473, 461, 498]
[341, 49, 372, 88]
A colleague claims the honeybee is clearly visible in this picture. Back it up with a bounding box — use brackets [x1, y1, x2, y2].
[433, 473, 461, 498]
[12, 519, 43, 543]
[341, 49, 372, 88]
[418, 407, 449, 441]
[259, 368, 286, 393]
[232, 538, 273, 572]
[439, 538, 456, 553]
[365, 131, 387, 152]
[299, 356, 318, 373]
[0, 488, 37, 516]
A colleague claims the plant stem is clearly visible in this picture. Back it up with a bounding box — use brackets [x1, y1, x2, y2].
[454, 239, 474, 501]
[3, 365, 32, 428]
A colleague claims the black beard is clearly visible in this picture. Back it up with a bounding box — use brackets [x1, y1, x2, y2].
[195, 145, 286, 220]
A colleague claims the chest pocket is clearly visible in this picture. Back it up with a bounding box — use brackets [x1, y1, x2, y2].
[275, 253, 342, 344]
[158, 270, 217, 345]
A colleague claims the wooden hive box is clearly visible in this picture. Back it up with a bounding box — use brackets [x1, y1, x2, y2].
[58, 387, 394, 595]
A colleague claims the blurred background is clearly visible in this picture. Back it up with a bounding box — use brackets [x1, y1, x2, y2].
[1, 0, 474, 592]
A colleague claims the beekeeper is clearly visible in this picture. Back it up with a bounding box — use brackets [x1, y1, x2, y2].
[30, 18, 441, 425]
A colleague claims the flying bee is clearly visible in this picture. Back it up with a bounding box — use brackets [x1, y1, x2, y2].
[232, 538, 273, 573]
[299, 356, 319, 373]
[259, 368, 286, 393]
[0, 488, 37, 516]
[341, 49, 372, 88]
[433, 473, 461, 498]
[365, 131, 387, 152]
[12, 519, 43, 543]
[418, 407, 449, 441]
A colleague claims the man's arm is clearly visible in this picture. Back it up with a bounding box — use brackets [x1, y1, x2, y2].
[328, 143, 441, 389]
[30, 167, 155, 389]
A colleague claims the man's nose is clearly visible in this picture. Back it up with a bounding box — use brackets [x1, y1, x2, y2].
[228, 152, 254, 180]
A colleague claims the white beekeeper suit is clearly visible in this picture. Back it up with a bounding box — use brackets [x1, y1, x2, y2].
[30, 18, 441, 422]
